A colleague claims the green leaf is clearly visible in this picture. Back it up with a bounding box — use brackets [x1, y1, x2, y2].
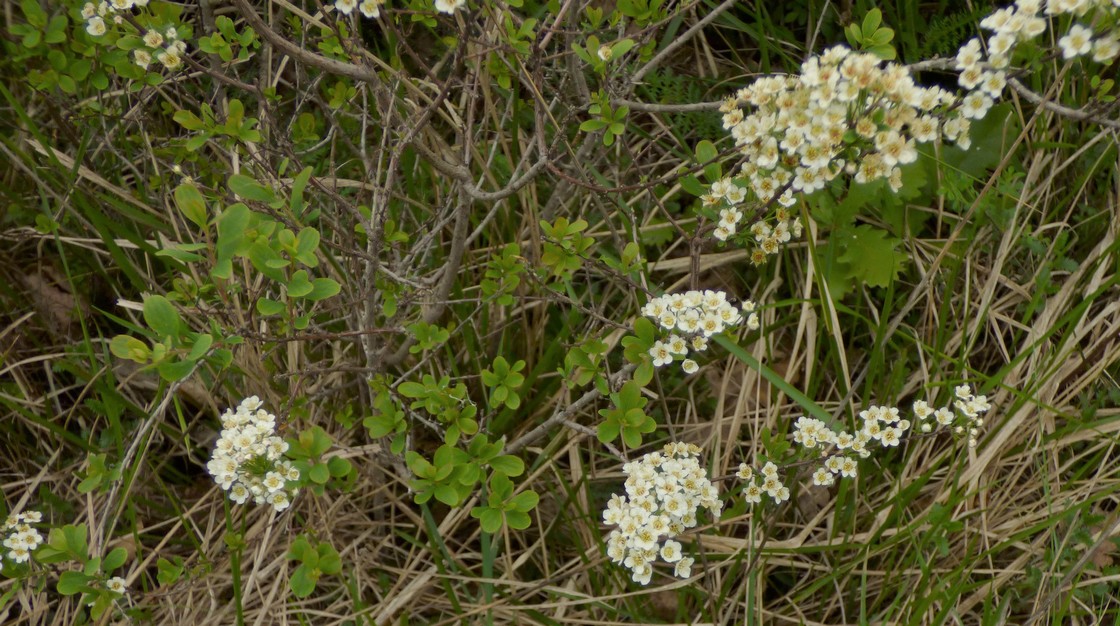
[326, 456, 351, 478]
[304, 278, 340, 302]
[187, 333, 214, 360]
[508, 490, 539, 512]
[174, 109, 206, 131]
[287, 270, 313, 298]
[695, 140, 721, 182]
[597, 419, 620, 443]
[505, 510, 531, 530]
[156, 557, 184, 585]
[318, 549, 342, 575]
[290, 167, 312, 216]
[228, 174, 276, 203]
[434, 484, 461, 506]
[174, 182, 209, 229]
[476, 507, 504, 533]
[143, 295, 181, 339]
[836, 225, 907, 288]
[109, 335, 150, 363]
[256, 298, 285, 316]
[289, 564, 318, 598]
[309, 463, 330, 484]
[158, 360, 196, 382]
[488, 455, 524, 477]
[57, 571, 93, 596]
[102, 547, 127, 572]
[861, 8, 882, 37]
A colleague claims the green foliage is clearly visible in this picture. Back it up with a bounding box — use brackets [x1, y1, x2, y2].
[487, 13, 537, 89]
[288, 426, 353, 496]
[108, 293, 231, 382]
[572, 36, 635, 74]
[156, 556, 186, 586]
[540, 217, 594, 281]
[481, 243, 525, 306]
[844, 9, 897, 60]
[364, 377, 408, 454]
[77, 453, 121, 494]
[36, 524, 128, 620]
[615, 0, 668, 26]
[621, 317, 657, 386]
[561, 338, 609, 388]
[408, 321, 451, 354]
[470, 473, 540, 533]
[580, 91, 629, 146]
[405, 434, 530, 517]
[597, 381, 655, 448]
[174, 100, 261, 150]
[197, 16, 259, 63]
[287, 535, 342, 598]
[397, 375, 478, 445]
[481, 356, 526, 410]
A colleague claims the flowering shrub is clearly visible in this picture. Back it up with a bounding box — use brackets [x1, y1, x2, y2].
[958, 0, 1119, 99]
[602, 442, 719, 584]
[331, 0, 466, 16]
[8, 0, 1118, 620]
[2, 510, 44, 565]
[207, 397, 301, 512]
[604, 386, 991, 583]
[707, 45, 971, 262]
[743, 384, 992, 505]
[641, 289, 759, 374]
[80, 0, 189, 72]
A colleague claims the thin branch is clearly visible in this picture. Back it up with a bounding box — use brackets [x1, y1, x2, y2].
[629, 0, 741, 85]
[506, 363, 638, 456]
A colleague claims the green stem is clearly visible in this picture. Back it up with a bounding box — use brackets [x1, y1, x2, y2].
[224, 500, 245, 626]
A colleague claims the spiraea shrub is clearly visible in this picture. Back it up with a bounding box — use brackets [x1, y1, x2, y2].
[2, 0, 1120, 623]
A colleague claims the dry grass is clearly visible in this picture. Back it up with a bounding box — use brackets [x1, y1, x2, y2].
[2, 0, 1120, 624]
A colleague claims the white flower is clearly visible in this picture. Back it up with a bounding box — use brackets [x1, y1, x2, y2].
[812, 467, 835, 486]
[86, 17, 107, 36]
[1092, 36, 1120, 63]
[359, 0, 382, 18]
[133, 49, 151, 69]
[597, 45, 612, 62]
[649, 341, 673, 367]
[681, 359, 699, 374]
[105, 577, 128, 594]
[434, 0, 467, 13]
[674, 556, 694, 578]
[1059, 24, 1093, 58]
[660, 540, 683, 563]
[143, 30, 164, 48]
[334, 0, 358, 14]
[602, 443, 718, 584]
[157, 50, 183, 71]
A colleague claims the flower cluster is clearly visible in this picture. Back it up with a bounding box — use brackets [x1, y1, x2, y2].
[332, 0, 385, 18]
[81, 1, 188, 71]
[738, 385, 991, 504]
[602, 443, 721, 584]
[710, 44, 969, 259]
[914, 384, 991, 448]
[736, 461, 792, 504]
[207, 397, 300, 512]
[2, 510, 44, 564]
[965, 0, 1118, 82]
[332, 0, 466, 17]
[641, 290, 759, 374]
